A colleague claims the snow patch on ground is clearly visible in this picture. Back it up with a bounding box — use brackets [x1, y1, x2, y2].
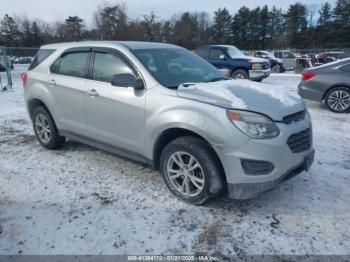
[0, 68, 350, 255]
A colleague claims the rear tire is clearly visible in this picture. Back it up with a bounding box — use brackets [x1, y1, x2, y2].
[324, 87, 350, 113]
[232, 69, 249, 79]
[32, 107, 65, 149]
[159, 136, 225, 205]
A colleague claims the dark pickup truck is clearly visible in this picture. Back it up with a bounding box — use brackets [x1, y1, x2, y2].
[195, 45, 271, 82]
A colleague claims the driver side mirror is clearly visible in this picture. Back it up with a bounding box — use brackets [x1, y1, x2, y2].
[219, 54, 226, 60]
[111, 73, 144, 89]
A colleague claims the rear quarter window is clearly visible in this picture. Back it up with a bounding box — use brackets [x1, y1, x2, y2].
[29, 49, 55, 70]
[51, 52, 90, 78]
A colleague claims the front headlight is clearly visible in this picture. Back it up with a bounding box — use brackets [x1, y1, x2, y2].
[252, 63, 262, 71]
[227, 110, 280, 139]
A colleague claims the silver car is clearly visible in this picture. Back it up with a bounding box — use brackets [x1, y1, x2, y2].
[23, 41, 314, 204]
[298, 58, 350, 113]
[273, 50, 297, 70]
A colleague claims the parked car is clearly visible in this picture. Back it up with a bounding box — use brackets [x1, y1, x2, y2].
[295, 55, 313, 73]
[254, 50, 286, 73]
[13, 56, 34, 64]
[195, 45, 271, 82]
[24, 41, 314, 204]
[298, 58, 350, 113]
[273, 50, 298, 70]
[312, 51, 349, 66]
[0, 56, 14, 71]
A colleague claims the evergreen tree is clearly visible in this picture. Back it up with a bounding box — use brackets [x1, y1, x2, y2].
[173, 12, 200, 49]
[318, 2, 333, 46]
[65, 16, 85, 41]
[94, 3, 128, 40]
[212, 8, 232, 44]
[232, 6, 251, 48]
[285, 3, 308, 48]
[0, 14, 21, 46]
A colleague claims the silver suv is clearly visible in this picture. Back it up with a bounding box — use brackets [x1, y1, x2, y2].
[23, 41, 315, 204]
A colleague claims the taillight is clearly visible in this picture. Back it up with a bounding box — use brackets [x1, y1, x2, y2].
[302, 72, 316, 81]
[21, 72, 28, 88]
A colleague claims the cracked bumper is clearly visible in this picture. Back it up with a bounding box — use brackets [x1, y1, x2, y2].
[227, 149, 315, 199]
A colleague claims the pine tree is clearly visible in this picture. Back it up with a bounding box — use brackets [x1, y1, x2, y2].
[0, 14, 21, 46]
[65, 16, 85, 41]
[212, 8, 232, 44]
[318, 2, 332, 46]
[285, 3, 308, 48]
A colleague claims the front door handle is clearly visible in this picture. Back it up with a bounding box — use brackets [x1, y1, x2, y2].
[88, 89, 99, 97]
[48, 79, 56, 86]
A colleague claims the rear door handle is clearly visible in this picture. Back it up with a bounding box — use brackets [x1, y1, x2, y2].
[88, 89, 99, 97]
[48, 79, 56, 86]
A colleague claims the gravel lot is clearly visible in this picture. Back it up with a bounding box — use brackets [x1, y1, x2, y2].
[0, 66, 349, 255]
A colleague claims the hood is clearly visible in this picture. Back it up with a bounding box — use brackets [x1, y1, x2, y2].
[177, 79, 305, 121]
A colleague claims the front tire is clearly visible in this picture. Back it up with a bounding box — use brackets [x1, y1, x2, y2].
[32, 107, 65, 149]
[160, 136, 225, 205]
[232, 69, 249, 79]
[324, 87, 350, 113]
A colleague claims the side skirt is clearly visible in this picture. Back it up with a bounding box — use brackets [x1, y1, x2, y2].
[59, 130, 153, 167]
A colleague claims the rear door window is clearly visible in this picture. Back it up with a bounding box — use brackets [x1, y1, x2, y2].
[51, 52, 90, 78]
[29, 49, 55, 70]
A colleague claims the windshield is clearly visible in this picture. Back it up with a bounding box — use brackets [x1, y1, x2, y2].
[133, 48, 227, 88]
[226, 46, 245, 58]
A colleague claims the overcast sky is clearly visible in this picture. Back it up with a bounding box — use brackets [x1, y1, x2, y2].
[1, 0, 335, 26]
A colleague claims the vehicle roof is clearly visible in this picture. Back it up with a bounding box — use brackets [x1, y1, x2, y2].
[196, 45, 238, 49]
[40, 41, 181, 50]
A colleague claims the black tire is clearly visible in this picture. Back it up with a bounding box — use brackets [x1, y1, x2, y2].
[232, 69, 249, 79]
[32, 106, 65, 149]
[159, 136, 225, 205]
[324, 87, 350, 113]
[254, 78, 263, 82]
[271, 64, 281, 73]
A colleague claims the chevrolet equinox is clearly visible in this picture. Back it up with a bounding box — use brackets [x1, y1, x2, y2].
[23, 41, 315, 204]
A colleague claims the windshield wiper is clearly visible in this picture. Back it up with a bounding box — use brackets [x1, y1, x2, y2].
[205, 77, 230, 83]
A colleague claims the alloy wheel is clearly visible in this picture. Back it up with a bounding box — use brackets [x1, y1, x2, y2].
[271, 64, 281, 73]
[35, 113, 52, 143]
[327, 90, 350, 112]
[234, 73, 246, 79]
[166, 151, 205, 197]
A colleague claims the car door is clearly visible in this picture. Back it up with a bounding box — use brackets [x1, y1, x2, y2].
[208, 48, 230, 75]
[48, 48, 90, 135]
[85, 48, 146, 154]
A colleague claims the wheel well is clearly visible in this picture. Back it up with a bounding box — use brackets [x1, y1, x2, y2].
[152, 128, 223, 171]
[231, 68, 249, 77]
[322, 85, 350, 100]
[28, 99, 49, 120]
